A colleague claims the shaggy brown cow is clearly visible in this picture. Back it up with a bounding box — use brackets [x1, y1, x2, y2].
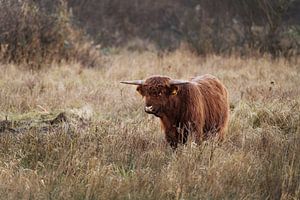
[121, 74, 229, 148]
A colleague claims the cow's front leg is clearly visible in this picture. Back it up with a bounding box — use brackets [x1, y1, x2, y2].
[165, 128, 179, 149]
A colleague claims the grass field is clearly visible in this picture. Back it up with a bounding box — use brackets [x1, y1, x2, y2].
[0, 50, 299, 199]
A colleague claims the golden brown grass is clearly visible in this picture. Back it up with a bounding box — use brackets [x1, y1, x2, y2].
[0, 50, 299, 200]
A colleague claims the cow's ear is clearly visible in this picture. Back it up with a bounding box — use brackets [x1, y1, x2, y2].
[169, 85, 179, 96]
[136, 85, 144, 96]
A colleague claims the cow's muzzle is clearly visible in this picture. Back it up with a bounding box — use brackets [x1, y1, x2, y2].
[144, 106, 159, 116]
[145, 106, 154, 113]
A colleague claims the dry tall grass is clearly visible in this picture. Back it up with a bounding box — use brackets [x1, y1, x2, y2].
[0, 50, 299, 199]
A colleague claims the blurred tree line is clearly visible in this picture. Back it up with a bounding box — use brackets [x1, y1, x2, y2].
[0, 0, 299, 68]
[68, 0, 300, 57]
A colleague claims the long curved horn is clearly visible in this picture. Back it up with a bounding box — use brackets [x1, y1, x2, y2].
[120, 80, 144, 85]
[169, 80, 189, 85]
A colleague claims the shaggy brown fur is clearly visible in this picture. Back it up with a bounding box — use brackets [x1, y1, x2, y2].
[135, 74, 229, 148]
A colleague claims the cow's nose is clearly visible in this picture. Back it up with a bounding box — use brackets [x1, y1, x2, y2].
[145, 106, 153, 113]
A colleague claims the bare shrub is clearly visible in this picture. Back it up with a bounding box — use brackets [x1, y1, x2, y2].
[0, 0, 101, 68]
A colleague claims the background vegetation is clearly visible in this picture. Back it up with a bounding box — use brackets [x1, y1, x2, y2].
[0, 0, 299, 68]
[68, 0, 300, 56]
[0, 0, 100, 68]
[0, 0, 299, 199]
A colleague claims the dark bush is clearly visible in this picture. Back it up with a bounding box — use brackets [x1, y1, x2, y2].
[0, 0, 101, 68]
